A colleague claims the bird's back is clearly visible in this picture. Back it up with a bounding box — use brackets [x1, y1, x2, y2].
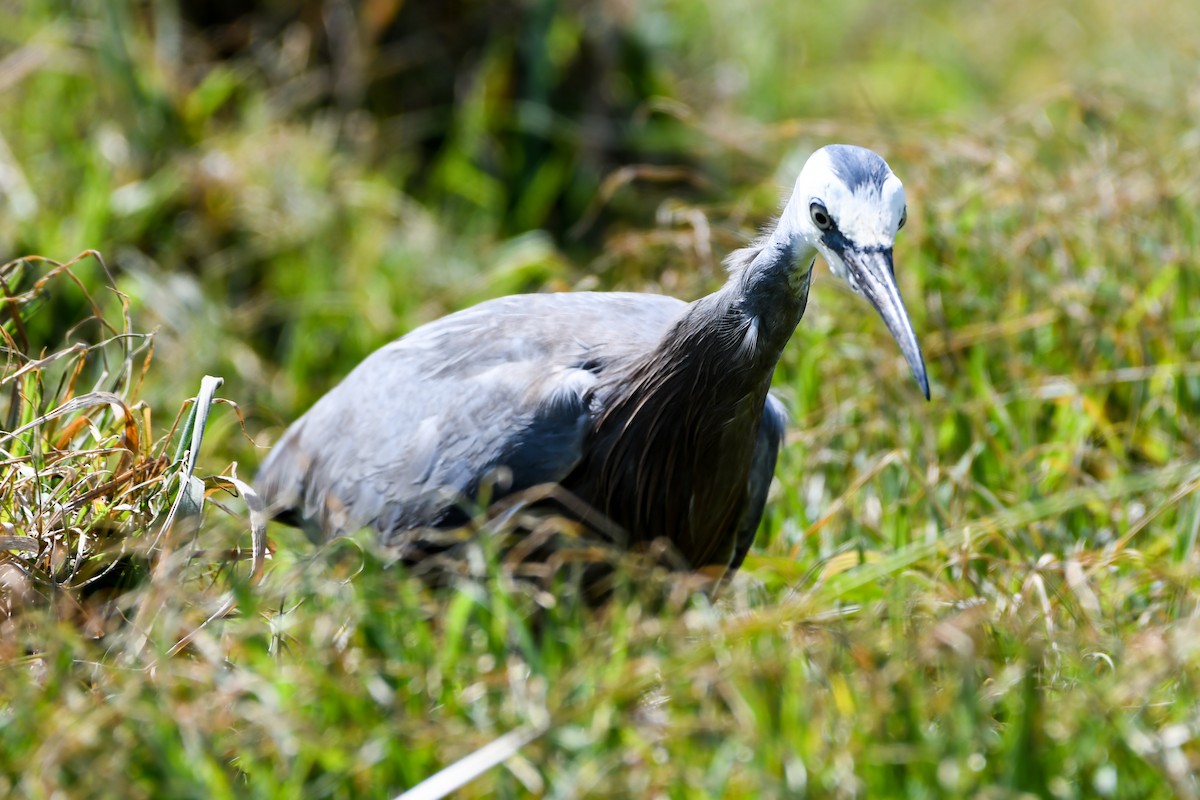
[256, 291, 688, 539]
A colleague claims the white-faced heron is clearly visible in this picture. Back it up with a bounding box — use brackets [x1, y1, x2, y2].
[256, 144, 928, 578]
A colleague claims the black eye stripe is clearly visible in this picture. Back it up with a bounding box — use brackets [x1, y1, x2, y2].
[821, 228, 851, 254]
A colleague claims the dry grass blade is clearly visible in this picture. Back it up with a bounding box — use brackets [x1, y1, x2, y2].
[0, 536, 37, 553]
[221, 467, 268, 584]
[395, 722, 550, 800]
[0, 391, 132, 445]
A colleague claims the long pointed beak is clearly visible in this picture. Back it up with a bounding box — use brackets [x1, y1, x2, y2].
[842, 247, 930, 400]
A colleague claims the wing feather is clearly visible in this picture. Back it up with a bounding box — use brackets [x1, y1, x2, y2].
[256, 292, 686, 539]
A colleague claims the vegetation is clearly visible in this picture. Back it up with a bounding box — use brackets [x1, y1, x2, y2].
[2, 0, 1199, 797]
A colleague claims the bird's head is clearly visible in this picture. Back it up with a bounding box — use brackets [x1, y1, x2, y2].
[787, 144, 929, 399]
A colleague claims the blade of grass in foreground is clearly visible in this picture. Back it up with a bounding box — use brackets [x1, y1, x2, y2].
[395, 722, 549, 800]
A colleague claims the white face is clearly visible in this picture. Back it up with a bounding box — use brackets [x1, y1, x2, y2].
[779, 145, 929, 399]
[789, 146, 907, 284]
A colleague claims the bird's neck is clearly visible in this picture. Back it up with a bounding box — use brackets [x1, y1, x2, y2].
[577, 234, 814, 566]
[733, 232, 815, 352]
[691, 231, 816, 381]
[652, 230, 816, 439]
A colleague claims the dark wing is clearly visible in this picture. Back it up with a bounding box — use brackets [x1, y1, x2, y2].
[728, 393, 787, 574]
[256, 292, 686, 540]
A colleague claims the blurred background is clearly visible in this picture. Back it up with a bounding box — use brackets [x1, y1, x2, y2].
[5, 2, 1200, 795]
[1, 0, 1198, 540]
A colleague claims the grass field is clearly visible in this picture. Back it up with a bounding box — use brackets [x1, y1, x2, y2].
[2, 1, 1199, 797]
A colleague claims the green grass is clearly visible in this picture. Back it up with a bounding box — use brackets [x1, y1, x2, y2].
[3, 0, 1200, 797]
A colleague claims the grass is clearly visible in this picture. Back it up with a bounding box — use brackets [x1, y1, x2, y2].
[2, 0, 1200, 797]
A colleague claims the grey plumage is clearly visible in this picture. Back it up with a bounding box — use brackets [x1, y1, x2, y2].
[823, 144, 893, 194]
[256, 144, 928, 579]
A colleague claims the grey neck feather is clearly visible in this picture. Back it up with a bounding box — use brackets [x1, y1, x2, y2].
[675, 228, 816, 384]
[573, 227, 815, 566]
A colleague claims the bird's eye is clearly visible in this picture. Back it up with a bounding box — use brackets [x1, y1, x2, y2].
[898, 206, 907, 230]
[810, 202, 833, 231]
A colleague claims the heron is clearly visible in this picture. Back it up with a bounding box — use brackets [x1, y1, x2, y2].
[256, 144, 928, 580]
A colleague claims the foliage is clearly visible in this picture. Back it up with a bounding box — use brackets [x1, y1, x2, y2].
[2, 0, 1200, 797]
